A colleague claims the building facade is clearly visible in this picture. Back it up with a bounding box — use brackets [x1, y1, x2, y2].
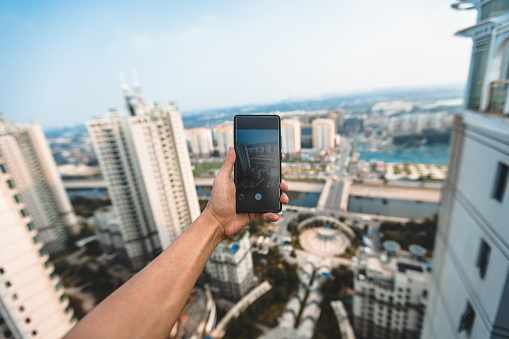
[87, 84, 200, 271]
[205, 230, 254, 300]
[213, 123, 234, 155]
[189, 128, 214, 156]
[281, 119, 301, 154]
[387, 112, 452, 136]
[353, 242, 429, 339]
[0, 119, 79, 254]
[0, 151, 75, 338]
[311, 118, 335, 149]
[93, 207, 128, 266]
[422, 2, 509, 338]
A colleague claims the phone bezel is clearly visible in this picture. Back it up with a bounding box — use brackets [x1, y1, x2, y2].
[234, 114, 282, 214]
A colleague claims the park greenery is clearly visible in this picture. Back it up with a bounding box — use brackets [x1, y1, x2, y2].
[379, 214, 438, 255]
[313, 266, 354, 339]
[192, 161, 222, 176]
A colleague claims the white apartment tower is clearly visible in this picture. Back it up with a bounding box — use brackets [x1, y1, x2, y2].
[189, 128, 214, 156]
[281, 119, 301, 154]
[312, 118, 335, 149]
[0, 150, 75, 338]
[353, 241, 430, 339]
[0, 119, 79, 254]
[422, 2, 509, 338]
[213, 123, 233, 155]
[205, 230, 254, 300]
[87, 81, 200, 270]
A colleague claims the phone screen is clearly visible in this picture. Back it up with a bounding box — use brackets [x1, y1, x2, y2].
[234, 115, 281, 213]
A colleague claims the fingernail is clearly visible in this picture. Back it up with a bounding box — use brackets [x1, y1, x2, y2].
[227, 146, 232, 155]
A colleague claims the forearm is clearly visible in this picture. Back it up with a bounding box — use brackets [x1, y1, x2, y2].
[65, 211, 224, 339]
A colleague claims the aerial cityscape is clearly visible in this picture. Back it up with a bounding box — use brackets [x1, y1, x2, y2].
[0, 0, 508, 339]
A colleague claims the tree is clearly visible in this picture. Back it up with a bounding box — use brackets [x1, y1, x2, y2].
[275, 286, 288, 301]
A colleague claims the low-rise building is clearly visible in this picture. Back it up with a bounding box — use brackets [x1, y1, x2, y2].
[205, 230, 254, 300]
[352, 241, 430, 339]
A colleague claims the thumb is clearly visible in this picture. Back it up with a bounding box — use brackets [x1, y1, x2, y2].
[217, 146, 235, 181]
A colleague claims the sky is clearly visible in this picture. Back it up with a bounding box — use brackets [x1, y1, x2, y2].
[0, 0, 476, 128]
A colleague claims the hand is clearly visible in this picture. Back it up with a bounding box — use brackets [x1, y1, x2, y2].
[204, 146, 289, 240]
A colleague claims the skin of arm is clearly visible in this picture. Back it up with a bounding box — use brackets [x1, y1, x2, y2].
[64, 147, 289, 339]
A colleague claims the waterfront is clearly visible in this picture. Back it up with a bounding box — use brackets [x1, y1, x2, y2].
[348, 195, 440, 219]
[67, 187, 321, 208]
[357, 143, 450, 165]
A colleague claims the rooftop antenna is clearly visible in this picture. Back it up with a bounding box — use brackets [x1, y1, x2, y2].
[132, 68, 143, 103]
[119, 71, 136, 116]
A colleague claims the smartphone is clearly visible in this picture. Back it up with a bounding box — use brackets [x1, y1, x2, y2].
[234, 115, 282, 214]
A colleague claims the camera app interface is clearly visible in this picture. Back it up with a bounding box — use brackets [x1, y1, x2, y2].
[235, 116, 280, 212]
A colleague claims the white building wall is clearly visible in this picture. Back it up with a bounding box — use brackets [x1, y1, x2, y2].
[213, 125, 234, 155]
[422, 112, 509, 339]
[0, 120, 78, 254]
[312, 119, 334, 149]
[87, 101, 200, 270]
[281, 119, 301, 154]
[0, 154, 75, 339]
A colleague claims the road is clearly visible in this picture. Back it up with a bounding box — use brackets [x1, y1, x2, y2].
[324, 142, 351, 211]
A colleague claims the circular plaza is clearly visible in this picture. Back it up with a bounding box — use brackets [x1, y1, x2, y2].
[298, 216, 355, 257]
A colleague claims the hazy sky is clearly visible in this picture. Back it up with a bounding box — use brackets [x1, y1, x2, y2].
[0, 0, 476, 128]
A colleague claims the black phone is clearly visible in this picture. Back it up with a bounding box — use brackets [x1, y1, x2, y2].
[234, 115, 282, 214]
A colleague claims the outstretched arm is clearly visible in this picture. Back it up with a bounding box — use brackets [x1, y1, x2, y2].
[64, 147, 289, 339]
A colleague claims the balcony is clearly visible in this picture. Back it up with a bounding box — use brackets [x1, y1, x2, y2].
[487, 80, 509, 114]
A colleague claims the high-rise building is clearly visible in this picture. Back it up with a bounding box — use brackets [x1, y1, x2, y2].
[87, 82, 200, 270]
[205, 230, 254, 300]
[281, 119, 301, 154]
[0, 119, 79, 254]
[0, 150, 75, 338]
[213, 123, 234, 155]
[312, 118, 335, 149]
[387, 112, 452, 136]
[422, 2, 509, 338]
[353, 241, 430, 339]
[189, 128, 214, 156]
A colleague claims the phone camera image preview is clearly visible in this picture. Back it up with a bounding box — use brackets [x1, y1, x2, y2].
[235, 129, 279, 190]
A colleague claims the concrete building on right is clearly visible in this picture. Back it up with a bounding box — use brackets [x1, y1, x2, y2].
[422, 2, 509, 338]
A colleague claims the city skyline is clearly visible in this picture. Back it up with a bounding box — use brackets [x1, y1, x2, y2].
[0, 0, 475, 128]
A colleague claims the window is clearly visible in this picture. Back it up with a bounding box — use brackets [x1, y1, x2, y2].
[0, 164, 6, 173]
[26, 223, 33, 231]
[476, 240, 491, 279]
[32, 236, 39, 244]
[20, 209, 27, 217]
[458, 302, 475, 333]
[493, 162, 508, 202]
[6, 180, 14, 189]
[13, 195, 20, 203]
